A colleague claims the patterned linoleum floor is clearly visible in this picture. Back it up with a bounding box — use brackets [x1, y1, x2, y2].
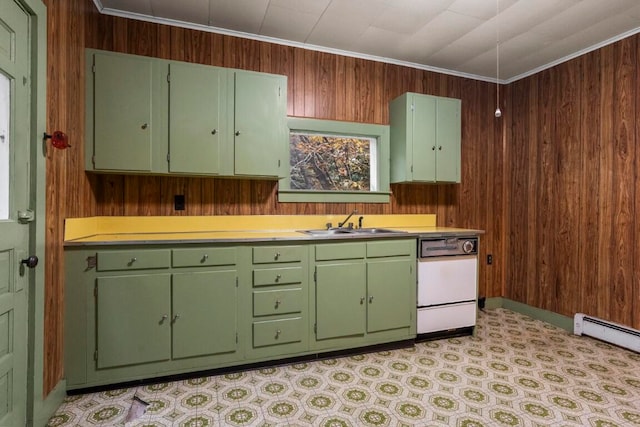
[47, 308, 640, 426]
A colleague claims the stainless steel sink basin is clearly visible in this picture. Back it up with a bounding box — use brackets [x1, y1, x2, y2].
[300, 228, 355, 236]
[352, 228, 399, 234]
[300, 227, 404, 236]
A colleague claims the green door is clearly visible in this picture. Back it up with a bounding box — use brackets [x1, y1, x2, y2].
[169, 62, 222, 174]
[92, 52, 154, 171]
[367, 260, 412, 333]
[96, 275, 171, 368]
[412, 94, 437, 182]
[233, 71, 286, 177]
[172, 270, 237, 359]
[315, 263, 366, 340]
[435, 97, 461, 182]
[0, 2, 30, 425]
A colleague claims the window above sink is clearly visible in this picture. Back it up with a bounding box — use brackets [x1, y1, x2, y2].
[279, 118, 391, 203]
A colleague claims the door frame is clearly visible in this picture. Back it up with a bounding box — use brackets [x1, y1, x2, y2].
[15, 0, 60, 425]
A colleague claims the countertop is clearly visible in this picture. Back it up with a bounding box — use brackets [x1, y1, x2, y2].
[63, 215, 484, 246]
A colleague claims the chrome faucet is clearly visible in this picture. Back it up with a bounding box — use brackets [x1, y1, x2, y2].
[338, 209, 357, 229]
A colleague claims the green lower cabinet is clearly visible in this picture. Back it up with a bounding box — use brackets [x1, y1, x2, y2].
[172, 270, 237, 359]
[246, 245, 309, 360]
[96, 274, 172, 369]
[367, 259, 413, 333]
[252, 288, 303, 317]
[66, 240, 414, 390]
[315, 262, 367, 340]
[252, 317, 304, 348]
[313, 239, 416, 351]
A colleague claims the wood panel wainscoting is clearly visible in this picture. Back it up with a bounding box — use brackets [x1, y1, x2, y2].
[43, 0, 640, 399]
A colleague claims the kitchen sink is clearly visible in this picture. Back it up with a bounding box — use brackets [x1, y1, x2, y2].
[300, 227, 404, 236]
[300, 228, 355, 236]
[352, 228, 399, 234]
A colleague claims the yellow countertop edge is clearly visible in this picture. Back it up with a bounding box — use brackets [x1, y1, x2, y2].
[64, 214, 442, 242]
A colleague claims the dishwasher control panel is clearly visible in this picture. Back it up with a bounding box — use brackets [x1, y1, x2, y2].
[419, 236, 478, 258]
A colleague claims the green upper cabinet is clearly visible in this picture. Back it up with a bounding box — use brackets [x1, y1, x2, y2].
[85, 49, 287, 179]
[389, 92, 461, 183]
[168, 62, 224, 175]
[86, 50, 167, 173]
[231, 70, 287, 178]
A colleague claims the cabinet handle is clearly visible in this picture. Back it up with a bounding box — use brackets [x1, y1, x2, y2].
[369, 295, 374, 304]
[160, 314, 168, 324]
[274, 252, 280, 260]
[438, 146, 442, 150]
[275, 299, 281, 308]
[172, 314, 180, 323]
[128, 257, 137, 266]
[360, 297, 365, 304]
[275, 274, 282, 282]
[432, 146, 436, 150]
[275, 329, 281, 339]
[211, 129, 217, 135]
[141, 123, 148, 130]
[235, 131, 241, 136]
[201, 254, 209, 263]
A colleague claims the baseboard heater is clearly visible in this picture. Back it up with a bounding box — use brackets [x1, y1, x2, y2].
[574, 313, 640, 353]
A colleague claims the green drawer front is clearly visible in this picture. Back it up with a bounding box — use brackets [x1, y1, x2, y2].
[253, 266, 302, 287]
[366, 239, 414, 258]
[253, 288, 303, 317]
[253, 246, 302, 264]
[97, 249, 171, 271]
[315, 242, 366, 261]
[253, 317, 303, 348]
[172, 247, 237, 267]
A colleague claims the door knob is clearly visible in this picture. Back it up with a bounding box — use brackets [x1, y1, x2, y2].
[21, 255, 38, 269]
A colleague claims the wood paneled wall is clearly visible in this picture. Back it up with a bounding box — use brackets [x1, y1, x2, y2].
[504, 36, 640, 330]
[43, 0, 505, 395]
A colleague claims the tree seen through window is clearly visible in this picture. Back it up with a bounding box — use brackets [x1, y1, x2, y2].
[289, 133, 374, 191]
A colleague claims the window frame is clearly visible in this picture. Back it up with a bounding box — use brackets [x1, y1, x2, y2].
[278, 117, 391, 203]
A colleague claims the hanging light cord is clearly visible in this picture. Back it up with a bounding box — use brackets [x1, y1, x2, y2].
[495, 0, 502, 117]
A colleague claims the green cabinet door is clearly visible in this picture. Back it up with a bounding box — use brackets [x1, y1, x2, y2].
[390, 92, 461, 183]
[96, 274, 171, 369]
[172, 270, 237, 359]
[233, 71, 286, 177]
[315, 263, 366, 340]
[435, 97, 461, 183]
[412, 94, 437, 182]
[367, 259, 413, 333]
[92, 52, 155, 171]
[168, 62, 223, 174]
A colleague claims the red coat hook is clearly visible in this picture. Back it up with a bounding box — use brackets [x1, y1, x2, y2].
[43, 131, 70, 149]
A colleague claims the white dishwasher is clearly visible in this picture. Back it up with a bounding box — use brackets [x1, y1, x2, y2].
[417, 236, 478, 338]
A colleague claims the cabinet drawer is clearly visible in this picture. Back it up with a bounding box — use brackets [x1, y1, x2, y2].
[97, 249, 171, 271]
[253, 246, 302, 264]
[315, 242, 366, 261]
[253, 288, 303, 317]
[367, 239, 414, 258]
[253, 266, 302, 287]
[172, 247, 236, 267]
[253, 317, 303, 348]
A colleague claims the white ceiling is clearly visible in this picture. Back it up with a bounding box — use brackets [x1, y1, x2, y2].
[93, 0, 640, 83]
